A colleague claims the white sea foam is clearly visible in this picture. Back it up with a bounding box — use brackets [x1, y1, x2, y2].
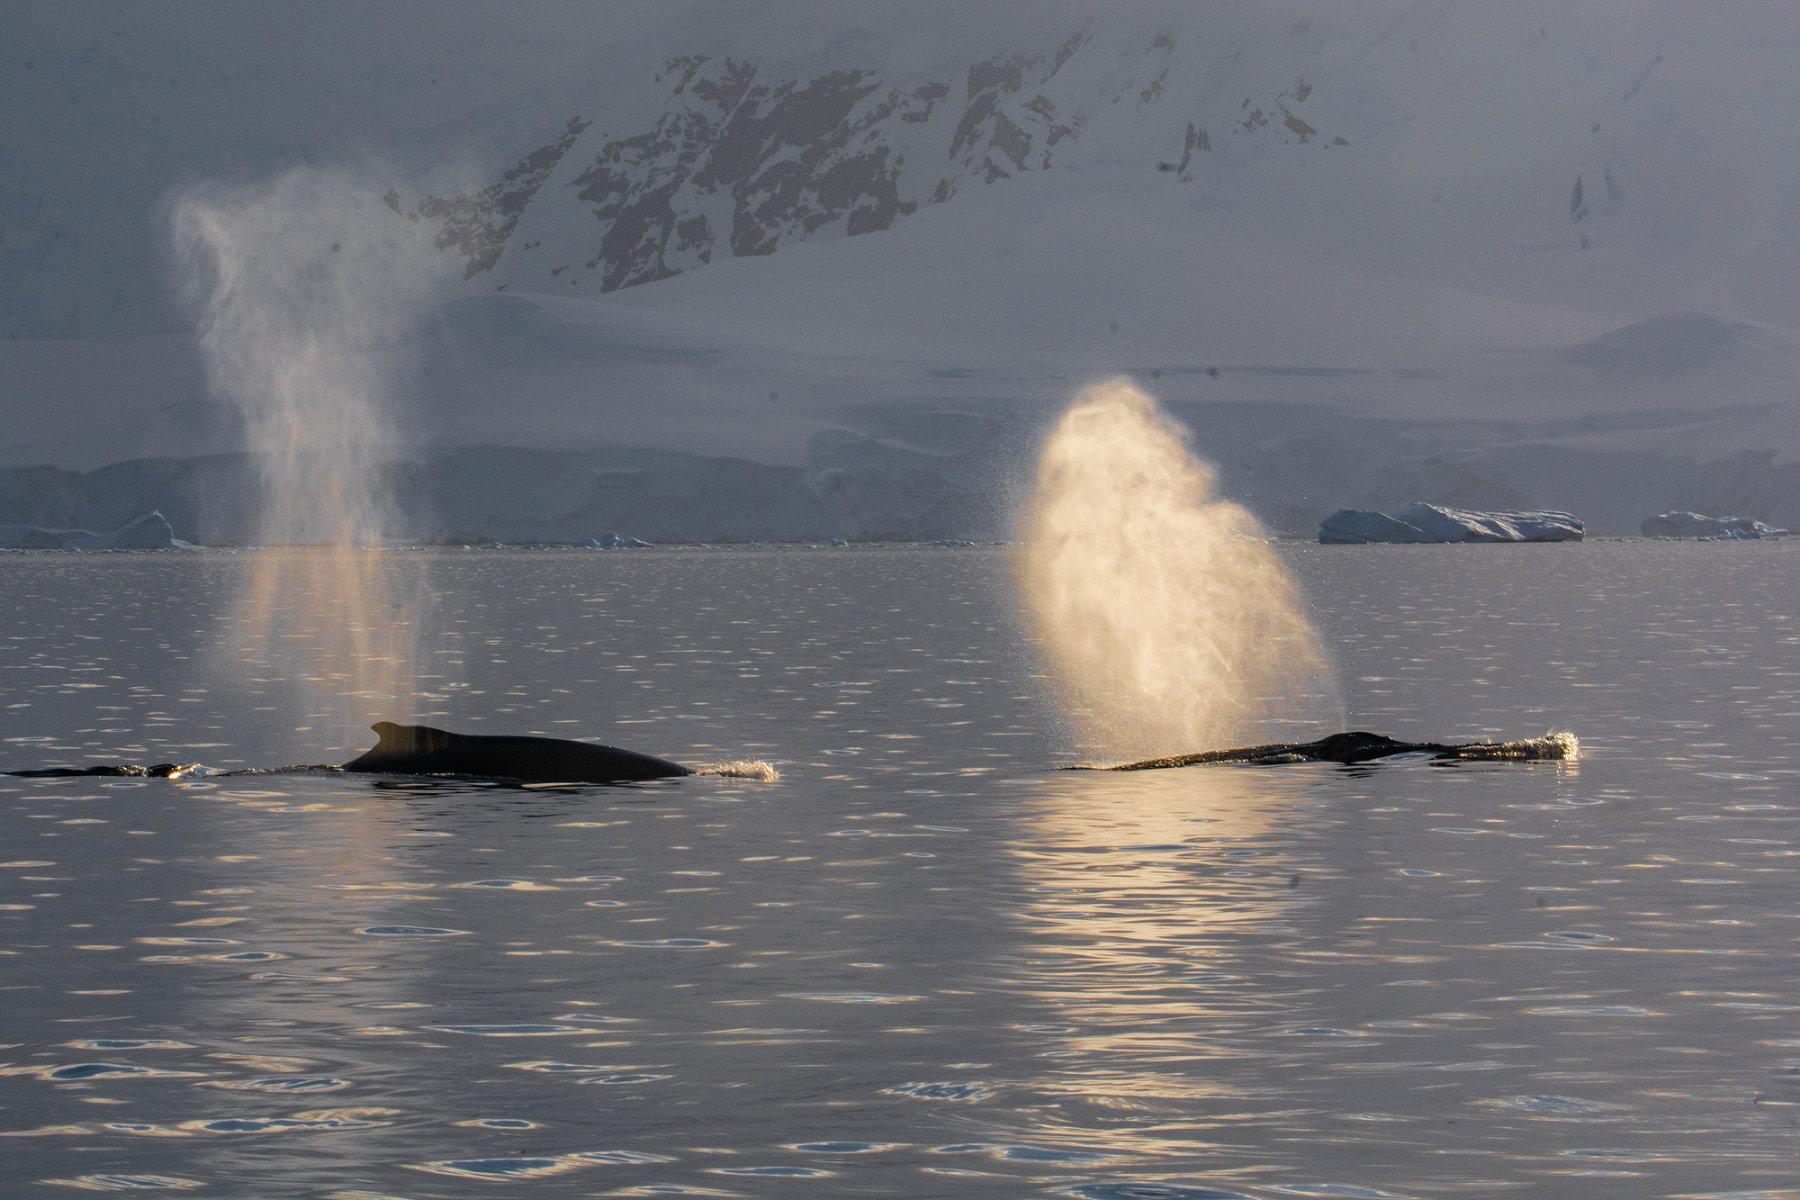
[691, 760, 782, 783]
[1454, 731, 1581, 762]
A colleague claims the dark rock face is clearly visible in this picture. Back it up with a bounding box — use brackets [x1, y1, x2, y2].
[568, 58, 939, 285]
[402, 27, 1344, 297]
[941, 34, 1088, 194]
[1175, 121, 1211, 180]
[409, 117, 592, 278]
[418, 57, 950, 293]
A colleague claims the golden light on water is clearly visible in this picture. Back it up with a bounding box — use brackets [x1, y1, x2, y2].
[1016, 378, 1341, 760]
[233, 546, 421, 742]
[1002, 767, 1309, 1154]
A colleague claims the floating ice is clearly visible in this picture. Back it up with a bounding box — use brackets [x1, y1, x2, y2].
[592, 530, 652, 548]
[0, 510, 184, 550]
[1320, 502, 1582, 544]
[1640, 511, 1788, 539]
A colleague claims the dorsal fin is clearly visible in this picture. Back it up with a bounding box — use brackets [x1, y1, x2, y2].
[368, 722, 454, 755]
[370, 721, 419, 752]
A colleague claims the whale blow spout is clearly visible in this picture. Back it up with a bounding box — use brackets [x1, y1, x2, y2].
[171, 169, 442, 738]
[1017, 379, 1340, 759]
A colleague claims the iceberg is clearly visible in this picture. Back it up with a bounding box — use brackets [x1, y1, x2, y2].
[1640, 511, 1789, 539]
[101, 511, 181, 549]
[1320, 502, 1583, 544]
[0, 510, 182, 550]
[0, 524, 100, 550]
[593, 530, 652, 548]
[1317, 509, 1432, 545]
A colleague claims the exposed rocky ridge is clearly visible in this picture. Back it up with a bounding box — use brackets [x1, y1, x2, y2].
[401, 22, 1348, 299]
[407, 116, 592, 278]
[8, 2, 1798, 348]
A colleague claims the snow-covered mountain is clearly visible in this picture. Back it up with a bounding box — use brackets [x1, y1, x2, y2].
[397, 1, 1800, 324]
[5, 1, 1800, 538]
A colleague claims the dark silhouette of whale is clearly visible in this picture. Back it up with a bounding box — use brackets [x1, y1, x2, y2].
[8, 762, 203, 779]
[7, 722, 736, 784]
[1075, 729, 1578, 770]
[341, 721, 692, 783]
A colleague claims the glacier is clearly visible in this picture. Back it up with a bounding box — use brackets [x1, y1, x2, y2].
[1320, 503, 1583, 545]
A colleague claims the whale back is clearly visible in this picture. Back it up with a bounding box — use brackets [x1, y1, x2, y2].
[1087, 729, 1576, 770]
[342, 722, 691, 783]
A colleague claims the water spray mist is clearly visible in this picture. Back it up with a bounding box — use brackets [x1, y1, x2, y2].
[1016, 379, 1340, 760]
[170, 167, 441, 740]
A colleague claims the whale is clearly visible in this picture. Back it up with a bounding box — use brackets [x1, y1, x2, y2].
[1074, 730, 1578, 770]
[7, 721, 721, 784]
[341, 721, 692, 783]
[7, 761, 203, 779]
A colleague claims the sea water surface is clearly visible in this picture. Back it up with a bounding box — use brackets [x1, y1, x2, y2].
[0, 543, 1795, 1198]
